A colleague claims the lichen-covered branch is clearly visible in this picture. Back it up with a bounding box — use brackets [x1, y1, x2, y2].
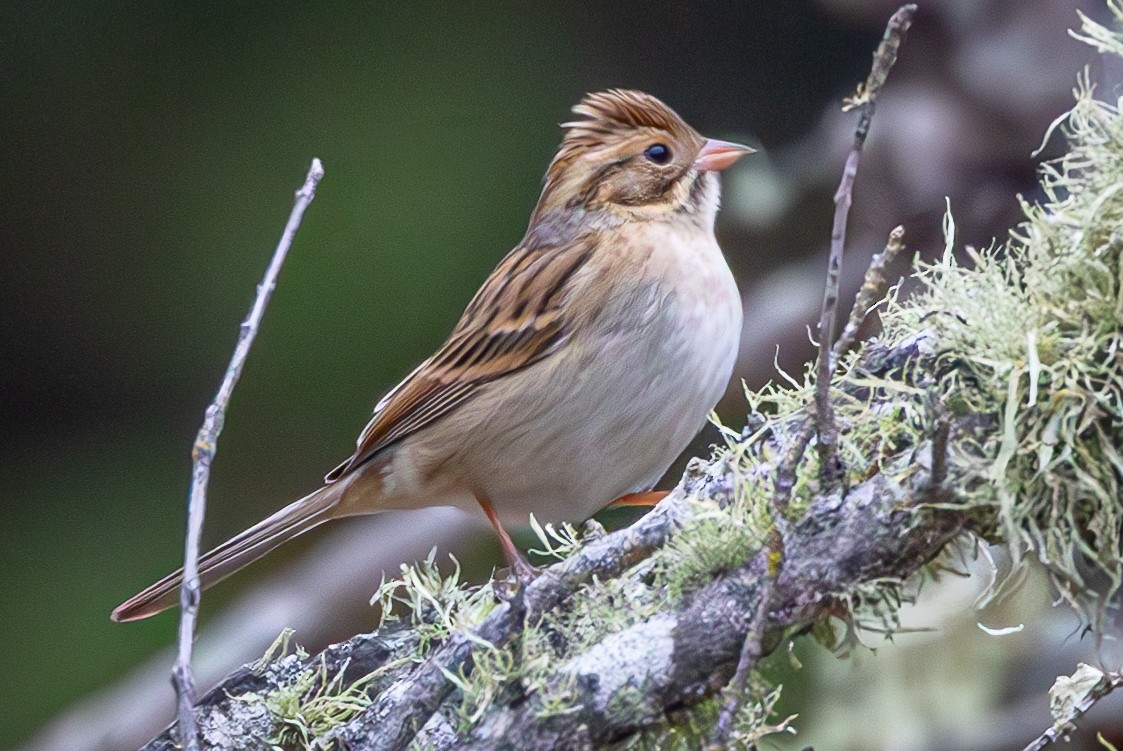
[138, 330, 969, 751]
[452, 445, 964, 751]
[1021, 664, 1123, 751]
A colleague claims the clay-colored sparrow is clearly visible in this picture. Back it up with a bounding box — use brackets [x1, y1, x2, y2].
[113, 89, 753, 622]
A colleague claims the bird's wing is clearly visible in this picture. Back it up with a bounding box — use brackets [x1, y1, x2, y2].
[324, 237, 595, 482]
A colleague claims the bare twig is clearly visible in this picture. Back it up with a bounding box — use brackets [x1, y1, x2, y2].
[706, 579, 774, 751]
[173, 158, 325, 749]
[929, 410, 950, 490]
[761, 17, 914, 736]
[815, 5, 916, 490]
[771, 422, 815, 515]
[1021, 669, 1123, 751]
[831, 225, 907, 365]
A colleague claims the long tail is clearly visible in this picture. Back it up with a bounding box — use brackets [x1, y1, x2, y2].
[111, 485, 342, 622]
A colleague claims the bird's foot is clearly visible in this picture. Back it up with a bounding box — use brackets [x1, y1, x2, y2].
[510, 552, 541, 585]
[606, 490, 669, 509]
[494, 552, 541, 602]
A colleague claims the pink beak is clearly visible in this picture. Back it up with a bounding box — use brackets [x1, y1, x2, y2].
[695, 138, 756, 172]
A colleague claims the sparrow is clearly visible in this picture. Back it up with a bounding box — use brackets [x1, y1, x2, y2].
[112, 89, 753, 622]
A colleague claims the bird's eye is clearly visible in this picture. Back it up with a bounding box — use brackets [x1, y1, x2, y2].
[643, 143, 671, 164]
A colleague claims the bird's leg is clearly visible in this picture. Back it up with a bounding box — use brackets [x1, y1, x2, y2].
[475, 494, 539, 585]
[606, 490, 669, 509]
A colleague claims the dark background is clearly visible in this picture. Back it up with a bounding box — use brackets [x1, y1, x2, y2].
[3, 2, 1116, 749]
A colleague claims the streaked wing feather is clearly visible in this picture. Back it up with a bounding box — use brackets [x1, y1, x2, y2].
[324, 238, 594, 482]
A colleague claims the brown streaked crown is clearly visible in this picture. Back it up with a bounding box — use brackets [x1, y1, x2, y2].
[534, 90, 707, 219]
[558, 90, 698, 160]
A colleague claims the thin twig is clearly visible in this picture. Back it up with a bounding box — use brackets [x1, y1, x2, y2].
[762, 18, 914, 738]
[706, 580, 774, 751]
[1021, 670, 1122, 751]
[771, 422, 815, 516]
[831, 225, 907, 365]
[173, 158, 325, 749]
[814, 5, 916, 490]
[929, 410, 950, 490]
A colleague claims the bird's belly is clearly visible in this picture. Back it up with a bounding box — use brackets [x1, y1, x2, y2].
[453, 246, 743, 526]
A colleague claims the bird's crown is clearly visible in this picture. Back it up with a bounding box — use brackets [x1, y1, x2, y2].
[534, 89, 707, 220]
[562, 89, 695, 149]
[546, 90, 699, 177]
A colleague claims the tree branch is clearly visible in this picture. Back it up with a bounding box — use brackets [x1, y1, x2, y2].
[139, 330, 974, 751]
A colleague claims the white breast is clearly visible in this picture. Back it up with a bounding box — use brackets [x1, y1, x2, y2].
[377, 221, 743, 527]
[465, 222, 741, 524]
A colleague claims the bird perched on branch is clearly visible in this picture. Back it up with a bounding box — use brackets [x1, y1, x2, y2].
[113, 89, 754, 622]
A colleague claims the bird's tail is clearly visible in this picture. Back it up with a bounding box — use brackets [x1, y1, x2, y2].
[111, 485, 342, 622]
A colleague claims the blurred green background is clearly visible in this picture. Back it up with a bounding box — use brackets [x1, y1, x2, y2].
[4, 2, 1113, 749]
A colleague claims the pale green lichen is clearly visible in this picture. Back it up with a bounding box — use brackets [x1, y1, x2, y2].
[873, 3, 1123, 624]
[618, 683, 794, 751]
[241, 627, 420, 750]
[374, 548, 501, 638]
[263, 656, 379, 749]
[716, 2, 1123, 634]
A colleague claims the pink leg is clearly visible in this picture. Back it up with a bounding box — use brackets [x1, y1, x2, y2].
[476, 494, 538, 583]
[606, 490, 669, 509]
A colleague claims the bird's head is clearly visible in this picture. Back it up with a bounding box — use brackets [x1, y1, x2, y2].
[532, 89, 754, 228]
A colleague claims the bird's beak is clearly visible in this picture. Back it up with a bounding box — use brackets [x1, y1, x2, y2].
[695, 138, 756, 172]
